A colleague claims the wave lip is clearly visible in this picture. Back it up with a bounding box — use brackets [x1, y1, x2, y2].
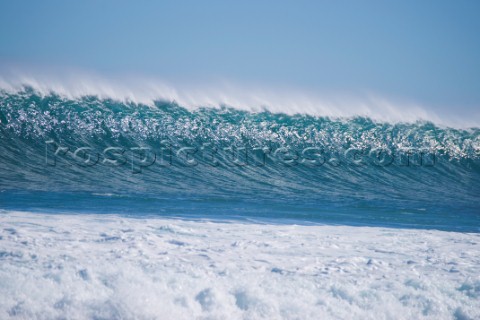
[1, 73, 478, 127]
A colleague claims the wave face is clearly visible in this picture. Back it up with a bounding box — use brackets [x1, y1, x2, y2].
[0, 89, 479, 231]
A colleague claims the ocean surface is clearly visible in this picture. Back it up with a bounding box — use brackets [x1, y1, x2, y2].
[0, 88, 480, 319]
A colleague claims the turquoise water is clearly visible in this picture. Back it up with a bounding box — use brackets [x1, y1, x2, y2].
[1, 89, 479, 231]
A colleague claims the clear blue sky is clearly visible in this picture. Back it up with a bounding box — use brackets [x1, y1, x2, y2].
[0, 0, 479, 110]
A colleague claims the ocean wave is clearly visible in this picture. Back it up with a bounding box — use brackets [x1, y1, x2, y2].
[0, 88, 479, 229]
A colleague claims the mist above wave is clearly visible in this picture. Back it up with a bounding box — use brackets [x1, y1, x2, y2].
[0, 72, 470, 127]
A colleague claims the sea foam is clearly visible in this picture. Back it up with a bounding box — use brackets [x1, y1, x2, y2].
[0, 211, 479, 319]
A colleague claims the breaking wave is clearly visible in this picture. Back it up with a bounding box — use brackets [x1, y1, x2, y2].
[0, 88, 479, 231]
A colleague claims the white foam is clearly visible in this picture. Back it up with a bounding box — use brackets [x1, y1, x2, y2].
[0, 211, 479, 319]
[1, 70, 477, 128]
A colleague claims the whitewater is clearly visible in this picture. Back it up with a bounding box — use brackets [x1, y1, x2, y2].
[1, 211, 480, 320]
[0, 79, 479, 319]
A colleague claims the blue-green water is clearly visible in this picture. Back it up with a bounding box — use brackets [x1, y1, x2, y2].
[1, 89, 479, 231]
